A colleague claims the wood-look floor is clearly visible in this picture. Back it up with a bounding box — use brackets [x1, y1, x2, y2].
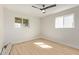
[10, 38, 79, 55]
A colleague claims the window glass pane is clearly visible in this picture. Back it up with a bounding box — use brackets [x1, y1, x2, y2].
[15, 17, 22, 28]
[23, 19, 29, 26]
[55, 16, 63, 28]
[64, 14, 74, 28]
[15, 23, 21, 28]
[15, 17, 22, 23]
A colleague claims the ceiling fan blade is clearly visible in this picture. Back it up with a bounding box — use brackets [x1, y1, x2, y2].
[32, 6, 41, 9]
[41, 4, 56, 10]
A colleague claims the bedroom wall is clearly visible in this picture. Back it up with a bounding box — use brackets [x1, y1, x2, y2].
[3, 8, 40, 44]
[0, 5, 4, 52]
[41, 6, 79, 49]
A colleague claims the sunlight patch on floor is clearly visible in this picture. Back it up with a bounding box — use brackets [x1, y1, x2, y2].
[34, 42, 52, 48]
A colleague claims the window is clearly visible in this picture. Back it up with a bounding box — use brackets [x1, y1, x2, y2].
[55, 14, 74, 28]
[15, 17, 22, 28]
[15, 23, 21, 28]
[55, 16, 63, 28]
[15, 17, 29, 28]
[23, 18, 29, 27]
[63, 14, 74, 28]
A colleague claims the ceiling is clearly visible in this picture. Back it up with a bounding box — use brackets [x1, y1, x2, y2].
[3, 4, 78, 18]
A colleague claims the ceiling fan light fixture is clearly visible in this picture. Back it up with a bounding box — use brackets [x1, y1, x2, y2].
[41, 9, 46, 13]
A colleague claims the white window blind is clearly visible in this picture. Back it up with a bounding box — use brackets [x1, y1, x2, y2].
[63, 14, 74, 28]
[55, 14, 74, 28]
[55, 16, 63, 28]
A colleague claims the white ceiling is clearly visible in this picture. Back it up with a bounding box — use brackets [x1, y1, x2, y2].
[3, 4, 78, 18]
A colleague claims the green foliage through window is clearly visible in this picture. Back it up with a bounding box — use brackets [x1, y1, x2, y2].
[15, 17, 22, 23]
[23, 18, 29, 26]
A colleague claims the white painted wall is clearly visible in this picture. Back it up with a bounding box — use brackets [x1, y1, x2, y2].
[0, 5, 4, 52]
[41, 6, 79, 49]
[3, 8, 40, 44]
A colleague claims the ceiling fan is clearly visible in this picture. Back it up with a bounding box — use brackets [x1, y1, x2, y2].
[32, 4, 56, 13]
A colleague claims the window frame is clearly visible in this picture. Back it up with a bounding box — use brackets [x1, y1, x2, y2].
[15, 17, 29, 28]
